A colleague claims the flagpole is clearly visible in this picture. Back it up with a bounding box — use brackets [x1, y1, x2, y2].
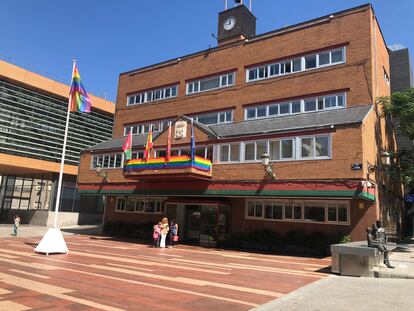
[52, 60, 76, 228]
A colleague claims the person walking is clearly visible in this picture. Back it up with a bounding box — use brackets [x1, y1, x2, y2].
[168, 219, 179, 247]
[12, 215, 20, 237]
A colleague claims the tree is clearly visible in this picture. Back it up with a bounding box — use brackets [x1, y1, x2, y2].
[378, 88, 414, 188]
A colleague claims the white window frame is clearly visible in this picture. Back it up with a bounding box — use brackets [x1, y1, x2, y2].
[246, 46, 346, 83]
[124, 119, 172, 136]
[115, 197, 164, 214]
[186, 72, 236, 95]
[91, 153, 123, 170]
[244, 92, 347, 121]
[298, 134, 331, 160]
[245, 199, 350, 225]
[127, 85, 178, 107]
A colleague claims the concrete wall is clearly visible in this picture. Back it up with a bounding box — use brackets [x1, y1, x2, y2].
[5, 209, 102, 227]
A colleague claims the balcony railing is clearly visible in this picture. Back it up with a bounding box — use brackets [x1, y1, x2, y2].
[123, 155, 212, 180]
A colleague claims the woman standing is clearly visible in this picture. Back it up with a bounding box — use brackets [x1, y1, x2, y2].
[159, 217, 169, 248]
[168, 219, 179, 247]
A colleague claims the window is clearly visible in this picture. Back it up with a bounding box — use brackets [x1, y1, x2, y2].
[124, 119, 172, 136]
[187, 72, 235, 95]
[269, 140, 280, 160]
[300, 136, 330, 159]
[116, 197, 126, 211]
[331, 49, 344, 63]
[116, 197, 163, 214]
[319, 52, 330, 66]
[127, 85, 178, 106]
[244, 93, 346, 120]
[246, 46, 346, 82]
[244, 143, 255, 161]
[194, 110, 233, 125]
[246, 200, 349, 224]
[281, 139, 294, 159]
[219, 145, 229, 162]
[279, 103, 290, 115]
[213, 136, 329, 163]
[301, 138, 314, 158]
[230, 144, 240, 162]
[304, 98, 317, 112]
[256, 141, 267, 160]
[315, 136, 329, 157]
[91, 153, 123, 169]
[304, 202, 325, 222]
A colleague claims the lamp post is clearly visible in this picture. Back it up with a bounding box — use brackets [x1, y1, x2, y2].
[96, 164, 109, 182]
[261, 152, 276, 180]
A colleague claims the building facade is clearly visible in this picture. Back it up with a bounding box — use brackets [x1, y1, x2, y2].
[78, 4, 400, 243]
[389, 46, 414, 236]
[0, 60, 114, 226]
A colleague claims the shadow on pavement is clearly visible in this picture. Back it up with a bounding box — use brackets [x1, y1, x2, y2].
[61, 225, 104, 236]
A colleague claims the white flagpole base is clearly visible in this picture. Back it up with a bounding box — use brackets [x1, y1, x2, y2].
[34, 228, 69, 255]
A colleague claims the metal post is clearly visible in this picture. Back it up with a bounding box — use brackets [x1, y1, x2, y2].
[52, 60, 76, 228]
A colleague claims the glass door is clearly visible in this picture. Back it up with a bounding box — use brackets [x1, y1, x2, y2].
[199, 206, 218, 246]
[185, 205, 201, 241]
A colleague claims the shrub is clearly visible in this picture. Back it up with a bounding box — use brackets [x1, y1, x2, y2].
[284, 231, 306, 247]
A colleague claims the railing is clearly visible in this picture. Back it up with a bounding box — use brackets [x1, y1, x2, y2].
[123, 155, 212, 173]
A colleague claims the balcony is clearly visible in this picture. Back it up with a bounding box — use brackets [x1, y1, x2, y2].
[123, 155, 212, 180]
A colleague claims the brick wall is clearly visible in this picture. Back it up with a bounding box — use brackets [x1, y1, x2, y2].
[113, 8, 373, 138]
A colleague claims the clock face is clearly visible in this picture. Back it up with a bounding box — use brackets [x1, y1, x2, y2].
[223, 16, 236, 31]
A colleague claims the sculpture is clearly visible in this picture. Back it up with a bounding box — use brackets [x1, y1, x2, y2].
[366, 224, 394, 269]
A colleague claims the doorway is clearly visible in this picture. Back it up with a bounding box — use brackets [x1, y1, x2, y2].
[184, 204, 230, 245]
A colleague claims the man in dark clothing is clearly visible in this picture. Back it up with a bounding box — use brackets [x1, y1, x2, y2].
[366, 227, 394, 269]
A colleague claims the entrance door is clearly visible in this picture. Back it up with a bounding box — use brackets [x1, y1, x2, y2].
[185, 204, 219, 245]
[185, 205, 201, 241]
[199, 206, 218, 246]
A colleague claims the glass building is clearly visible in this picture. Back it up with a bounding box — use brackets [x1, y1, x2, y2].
[0, 60, 114, 224]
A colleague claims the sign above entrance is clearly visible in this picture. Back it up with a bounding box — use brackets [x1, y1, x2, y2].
[175, 121, 187, 139]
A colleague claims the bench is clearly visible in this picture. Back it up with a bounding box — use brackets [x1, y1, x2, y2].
[331, 241, 397, 277]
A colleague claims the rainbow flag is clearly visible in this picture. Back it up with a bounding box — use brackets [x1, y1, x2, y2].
[69, 64, 91, 113]
[124, 155, 212, 172]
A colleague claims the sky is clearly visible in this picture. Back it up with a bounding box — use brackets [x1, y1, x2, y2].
[1, 0, 413, 103]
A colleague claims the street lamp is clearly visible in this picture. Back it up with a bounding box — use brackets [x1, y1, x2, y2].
[95, 164, 109, 182]
[367, 151, 391, 178]
[261, 152, 276, 180]
[380, 151, 391, 166]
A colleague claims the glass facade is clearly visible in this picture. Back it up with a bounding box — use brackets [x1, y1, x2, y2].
[0, 79, 113, 165]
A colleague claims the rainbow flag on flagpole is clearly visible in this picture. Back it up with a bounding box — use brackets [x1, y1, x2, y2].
[144, 124, 153, 160]
[69, 63, 92, 113]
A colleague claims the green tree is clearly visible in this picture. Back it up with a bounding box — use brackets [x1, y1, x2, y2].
[378, 88, 414, 188]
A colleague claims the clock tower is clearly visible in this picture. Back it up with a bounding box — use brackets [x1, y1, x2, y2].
[217, 3, 256, 46]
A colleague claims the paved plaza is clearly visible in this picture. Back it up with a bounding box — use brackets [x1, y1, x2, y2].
[0, 226, 330, 310]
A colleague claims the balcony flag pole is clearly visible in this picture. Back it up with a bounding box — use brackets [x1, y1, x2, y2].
[166, 122, 172, 162]
[35, 60, 92, 255]
[190, 118, 195, 165]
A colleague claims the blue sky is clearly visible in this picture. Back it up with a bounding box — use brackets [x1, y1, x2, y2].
[1, 0, 413, 102]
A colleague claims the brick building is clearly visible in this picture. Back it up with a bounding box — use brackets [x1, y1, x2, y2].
[78, 4, 401, 243]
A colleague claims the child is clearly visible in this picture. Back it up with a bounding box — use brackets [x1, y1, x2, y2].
[152, 222, 161, 247]
[13, 215, 20, 237]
